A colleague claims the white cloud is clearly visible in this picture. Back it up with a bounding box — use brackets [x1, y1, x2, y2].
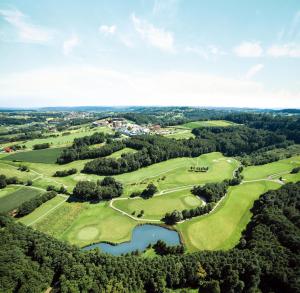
[267, 43, 300, 58]
[0, 65, 299, 108]
[131, 13, 174, 52]
[63, 35, 79, 55]
[245, 64, 264, 79]
[99, 25, 117, 35]
[233, 41, 263, 57]
[0, 9, 53, 43]
[185, 45, 225, 59]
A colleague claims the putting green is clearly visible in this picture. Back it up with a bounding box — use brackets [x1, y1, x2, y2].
[77, 226, 99, 241]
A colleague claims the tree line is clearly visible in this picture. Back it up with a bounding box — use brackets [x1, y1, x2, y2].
[17, 191, 57, 217]
[83, 126, 288, 176]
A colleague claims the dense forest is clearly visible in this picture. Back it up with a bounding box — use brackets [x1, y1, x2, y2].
[1, 182, 299, 292]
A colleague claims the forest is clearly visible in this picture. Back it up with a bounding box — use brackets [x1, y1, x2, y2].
[0, 182, 299, 292]
[82, 127, 288, 176]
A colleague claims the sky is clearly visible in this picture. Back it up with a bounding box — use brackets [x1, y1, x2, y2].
[0, 0, 300, 108]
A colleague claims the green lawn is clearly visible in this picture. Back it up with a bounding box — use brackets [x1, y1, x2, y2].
[177, 180, 280, 251]
[113, 189, 202, 220]
[33, 201, 137, 247]
[0, 186, 43, 213]
[2, 147, 65, 164]
[0, 162, 38, 181]
[242, 156, 300, 181]
[18, 195, 66, 226]
[180, 120, 236, 129]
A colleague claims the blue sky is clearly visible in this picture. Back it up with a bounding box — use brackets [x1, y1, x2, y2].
[0, 0, 300, 108]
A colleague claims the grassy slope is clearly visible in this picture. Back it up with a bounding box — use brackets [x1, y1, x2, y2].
[177, 181, 280, 251]
[107, 147, 137, 158]
[181, 120, 236, 129]
[0, 186, 42, 213]
[2, 147, 65, 164]
[113, 189, 202, 220]
[33, 201, 136, 247]
[243, 156, 300, 180]
[0, 126, 113, 149]
[18, 195, 66, 226]
[0, 162, 38, 181]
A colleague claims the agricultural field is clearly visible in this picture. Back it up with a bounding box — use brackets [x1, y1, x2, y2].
[0, 186, 43, 213]
[2, 147, 65, 164]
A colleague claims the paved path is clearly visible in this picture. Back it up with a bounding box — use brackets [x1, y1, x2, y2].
[109, 168, 286, 224]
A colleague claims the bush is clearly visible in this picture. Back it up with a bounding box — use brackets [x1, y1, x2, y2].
[53, 168, 77, 177]
[33, 143, 50, 150]
[141, 183, 158, 199]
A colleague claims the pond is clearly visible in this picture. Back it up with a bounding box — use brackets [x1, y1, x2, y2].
[83, 224, 180, 255]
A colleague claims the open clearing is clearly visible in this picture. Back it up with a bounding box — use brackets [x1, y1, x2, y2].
[180, 120, 237, 129]
[107, 147, 137, 159]
[2, 147, 65, 164]
[0, 186, 42, 213]
[177, 180, 280, 251]
[113, 189, 203, 220]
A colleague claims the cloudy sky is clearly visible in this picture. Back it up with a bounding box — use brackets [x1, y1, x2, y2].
[0, 0, 300, 108]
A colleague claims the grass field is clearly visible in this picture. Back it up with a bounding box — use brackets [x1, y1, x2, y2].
[180, 120, 237, 129]
[242, 156, 300, 181]
[0, 186, 43, 213]
[0, 126, 113, 149]
[163, 129, 195, 139]
[177, 180, 280, 251]
[18, 195, 66, 226]
[2, 147, 65, 164]
[0, 162, 38, 181]
[113, 189, 203, 220]
[107, 147, 137, 158]
[33, 201, 137, 247]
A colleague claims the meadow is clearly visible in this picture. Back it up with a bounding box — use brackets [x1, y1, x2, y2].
[180, 120, 237, 129]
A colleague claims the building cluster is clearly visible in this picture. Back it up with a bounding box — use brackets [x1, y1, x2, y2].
[92, 118, 170, 136]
